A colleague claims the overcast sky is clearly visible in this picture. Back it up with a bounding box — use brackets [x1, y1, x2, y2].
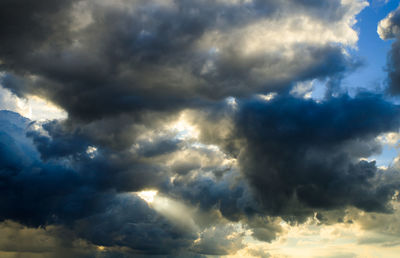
[1, 0, 400, 257]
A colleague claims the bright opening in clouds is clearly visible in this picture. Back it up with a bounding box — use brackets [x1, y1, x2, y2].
[2, 0, 400, 257]
[137, 190, 158, 204]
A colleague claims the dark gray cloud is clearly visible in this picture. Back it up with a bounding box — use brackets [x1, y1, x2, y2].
[73, 193, 197, 255]
[231, 93, 400, 219]
[0, 111, 198, 255]
[176, 92, 400, 225]
[165, 170, 257, 222]
[0, 0, 75, 66]
[0, 0, 363, 122]
[2, 0, 400, 257]
[13, 94, 397, 254]
[0, 110, 254, 256]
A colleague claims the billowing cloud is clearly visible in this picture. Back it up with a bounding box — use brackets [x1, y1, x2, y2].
[232, 93, 400, 218]
[0, 0, 366, 121]
[378, 5, 400, 94]
[0, 110, 208, 256]
[378, 5, 400, 40]
[2, 0, 400, 257]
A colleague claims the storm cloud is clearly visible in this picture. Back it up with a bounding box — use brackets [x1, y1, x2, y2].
[1, 0, 400, 257]
[233, 93, 400, 218]
[0, 0, 365, 121]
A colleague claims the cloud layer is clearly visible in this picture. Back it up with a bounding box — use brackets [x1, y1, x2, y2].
[2, 0, 400, 257]
[0, 0, 365, 121]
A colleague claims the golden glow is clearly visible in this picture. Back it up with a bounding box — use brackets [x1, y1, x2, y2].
[137, 190, 158, 203]
[258, 92, 277, 102]
[86, 146, 98, 159]
[167, 112, 199, 140]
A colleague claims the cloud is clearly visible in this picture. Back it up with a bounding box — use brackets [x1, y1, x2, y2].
[378, 5, 400, 94]
[191, 224, 245, 255]
[378, 6, 400, 40]
[0, 111, 203, 255]
[0, 110, 255, 256]
[2, 0, 400, 257]
[0, 0, 366, 122]
[229, 93, 400, 218]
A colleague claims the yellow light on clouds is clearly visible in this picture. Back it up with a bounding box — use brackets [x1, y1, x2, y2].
[137, 190, 158, 203]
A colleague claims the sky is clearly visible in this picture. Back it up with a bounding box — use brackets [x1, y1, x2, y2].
[3, 0, 400, 257]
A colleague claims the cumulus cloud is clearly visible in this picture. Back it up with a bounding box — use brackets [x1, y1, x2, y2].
[378, 6, 400, 40]
[378, 5, 400, 94]
[5, 91, 400, 255]
[2, 0, 400, 257]
[0, 0, 366, 121]
[0, 111, 216, 256]
[231, 93, 400, 219]
[0, 110, 254, 256]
